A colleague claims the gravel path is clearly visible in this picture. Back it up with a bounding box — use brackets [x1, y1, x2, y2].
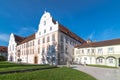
[71, 65, 120, 80]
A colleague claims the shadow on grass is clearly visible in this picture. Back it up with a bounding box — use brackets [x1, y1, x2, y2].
[0, 66, 58, 75]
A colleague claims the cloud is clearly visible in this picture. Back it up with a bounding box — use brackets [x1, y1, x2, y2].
[87, 32, 95, 40]
[17, 27, 37, 36]
[0, 34, 9, 42]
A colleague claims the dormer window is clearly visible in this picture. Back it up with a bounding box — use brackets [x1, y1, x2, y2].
[44, 21, 46, 25]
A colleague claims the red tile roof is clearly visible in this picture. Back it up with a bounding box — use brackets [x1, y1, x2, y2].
[14, 35, 25, 44]
[0, 46, 7, 52]
[52, 19, 86, 43]
[59, 24, 86, 44]
[20, 34, 35, 44]
[76, 38, 120, 48]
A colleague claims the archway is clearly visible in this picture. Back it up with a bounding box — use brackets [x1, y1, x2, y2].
[34, 56, 38, 64]
[106, 56, 116, 66]
[96, 56, 105, 65]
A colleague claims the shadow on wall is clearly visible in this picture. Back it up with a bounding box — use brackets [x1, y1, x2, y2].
[41, 44, 56, 65]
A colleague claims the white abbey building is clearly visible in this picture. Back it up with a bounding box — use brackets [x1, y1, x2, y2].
[8, 11, 86, 65]
[74, 39, 120, 67]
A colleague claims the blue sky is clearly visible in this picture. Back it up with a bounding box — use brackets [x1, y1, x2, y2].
[0, 0, 120, 46]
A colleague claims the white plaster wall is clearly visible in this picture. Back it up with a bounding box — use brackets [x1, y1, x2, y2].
[8, 33, 17, 62]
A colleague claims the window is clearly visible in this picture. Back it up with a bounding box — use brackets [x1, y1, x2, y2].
[92, 49, 95, 53]
[12, 44, 14, 50]
[50, 27, 52, 31]
[98, 58, 103, 63]
[108, 47, 114, 53]
[33, 41, 34, 46]
[84, 57, 87, 60]
[42, 48, 45, 55]
[98, 48, 103, 54]
[52, 34, 55, 41]
[60, 35, 63, 41]
[38, 47, 40, 54]
[39, 32, 41, 35]
[109, 58, 113, 63]
[61, 43, 64, 53]
[44, 29, 46, 33]
[47, 36, 50, 42]
[24, 44, 25, 48]
[44, 21, 46, 25]
[82, 50, 84, 54]
[65, 37, 68, 43]
[30, 42, 32, 47]
[43, 38, 45, 43]
[38, 39, 40, 44]
[87, 49, 90, 53]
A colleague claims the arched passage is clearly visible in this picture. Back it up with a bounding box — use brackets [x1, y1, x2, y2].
[106, 56, 116, 67]
[96, 56, 105, 65]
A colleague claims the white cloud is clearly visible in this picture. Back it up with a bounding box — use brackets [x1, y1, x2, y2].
[87, 32, 95, 40]
[0, 34, 9, 42]
[17, 27, 37, 36]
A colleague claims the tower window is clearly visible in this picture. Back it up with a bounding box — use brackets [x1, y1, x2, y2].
[44, 21, 46, 25]
[44, 29, 46, 33]
[50, 27, 52, 31]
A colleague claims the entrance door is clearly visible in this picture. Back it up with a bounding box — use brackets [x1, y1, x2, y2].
[10, 56, 13, 61]
[34, 56, 38, 64]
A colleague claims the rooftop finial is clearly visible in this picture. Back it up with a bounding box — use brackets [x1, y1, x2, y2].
[44, 8, 47, 14]
[44, 10, 46, 14]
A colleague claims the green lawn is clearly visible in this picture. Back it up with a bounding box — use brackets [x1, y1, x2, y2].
[0, 61, 96, 80]
[0, 67, 96, 80]
[0, 61, 50, 72]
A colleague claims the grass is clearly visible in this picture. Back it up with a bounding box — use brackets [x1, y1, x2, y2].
[87, 64, 117, 68]
[0, 61, 96, 80]
[0, 67, 96, 80]
[0, 61, 50, 72]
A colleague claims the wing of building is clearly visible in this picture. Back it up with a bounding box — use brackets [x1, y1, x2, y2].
[0, 46, 8, 61]
[8, 11, 86, 65]
[74, 39, 120, 67]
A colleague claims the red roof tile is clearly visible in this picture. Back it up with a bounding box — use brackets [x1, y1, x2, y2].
[58, 24, 86, 44]
[20, 34, 35, 44]
[76, 38, 120, 48]
[0, 46, 7, 52]
[14, 35, 25, 44]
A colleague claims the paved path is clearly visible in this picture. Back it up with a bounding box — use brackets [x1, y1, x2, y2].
[71, 65, 120, 80]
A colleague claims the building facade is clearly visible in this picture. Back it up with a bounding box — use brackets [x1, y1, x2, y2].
[0, 46, 8, 61]
[8, 11, 86, 65]
[74, 39, 120, 67]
